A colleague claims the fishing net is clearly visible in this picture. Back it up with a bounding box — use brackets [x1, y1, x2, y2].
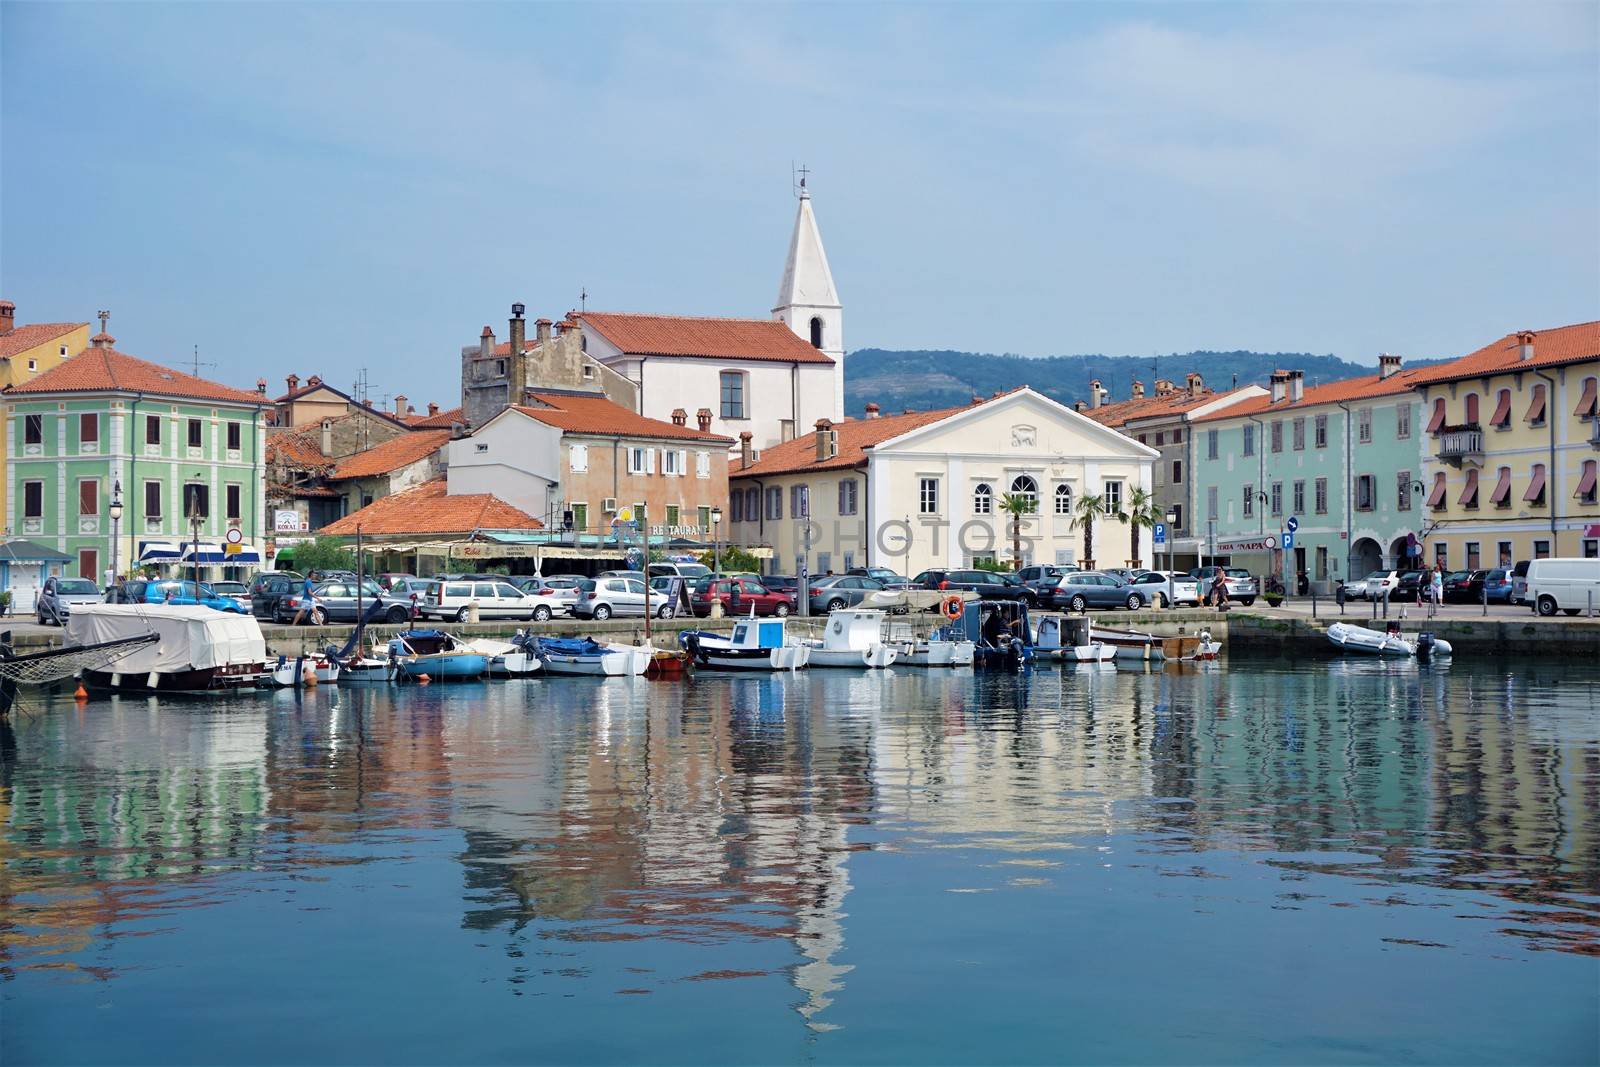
[0, 634, 160, 685]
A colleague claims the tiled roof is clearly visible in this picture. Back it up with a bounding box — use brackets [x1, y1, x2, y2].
[7, 346, 266, 405]
[1088, 387, 1229, 428]
[513, 392, 733, 443]
[577, 311, 834, 364]
[267, 429, 332, 469]
[1409, 320, 1600, 386]
[321, 479, 542, 536]
[1192, 367, 1433, 423]
[733, 405, 970, 478]
[408, 406, 463, 429]
[332, 430, 450, 480]
[0, 322, 86, 360]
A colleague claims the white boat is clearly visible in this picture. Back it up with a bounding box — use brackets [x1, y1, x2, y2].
[67, 605, 267, 693]
[681, 618, 810, 671]
[1033, 614, 1117, 663]
[338, 655, 395, 683]
[529, 636, 651, 676]
[1327, 622, 1453, 659]
[801, 609, 899, 668]
[462, 637, 540, 677]
[267, 653, 341, 687]
[886, 620, 976, 667]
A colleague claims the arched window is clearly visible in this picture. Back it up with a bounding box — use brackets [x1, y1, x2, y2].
[809, 317, 824, 349]
[1054, 484, 1073, 515]
[1010, 475, 1038, 509]
[972, 483, 992, 514]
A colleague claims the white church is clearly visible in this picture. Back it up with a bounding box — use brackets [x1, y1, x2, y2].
[573, 178, 845, 453]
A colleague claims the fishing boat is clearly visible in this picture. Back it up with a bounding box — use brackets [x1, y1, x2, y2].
[800, 609, 899, 668]
[338, 654, 395, 683]
[266, 653, 341, 687]
[461, 637, 540, 677]
[1327, 622, 1452, 659]
[644, 647, 690, 678]
[1032, 614, 1117, 663]
[680, 617, 810, 671]
[948, 600, 1032, 669]
[67, 605, 267, 693]
[889, 619, 977, 667]
[1090, 625, 1212, 662]
[526, 635, 651, 676]
[388, 629, 489, 680]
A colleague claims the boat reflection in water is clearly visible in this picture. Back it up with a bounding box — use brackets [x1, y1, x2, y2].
[2, 658, 1597, 1064]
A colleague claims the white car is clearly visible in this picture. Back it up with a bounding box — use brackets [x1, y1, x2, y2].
[1525, 557, 1600, 617]
[421, 579, 564, 622]
[1363, 570, 1401, 600]
[1129, 570, 1200, 607]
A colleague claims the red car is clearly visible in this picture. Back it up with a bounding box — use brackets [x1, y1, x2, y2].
[690, 577, 794, 617]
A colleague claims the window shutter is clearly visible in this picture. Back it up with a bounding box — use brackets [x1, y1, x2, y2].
[678, 450, 687, 476]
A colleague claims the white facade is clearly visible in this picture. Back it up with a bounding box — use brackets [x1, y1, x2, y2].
[446, 411, 564, 520]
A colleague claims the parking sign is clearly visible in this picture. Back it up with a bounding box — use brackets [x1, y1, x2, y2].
[1153, 523, 1167, 545]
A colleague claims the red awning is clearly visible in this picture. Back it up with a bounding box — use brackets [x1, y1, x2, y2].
[1576, 377, 1598, 419]
[1427, 472, 1447, 508]
[1489, 466, 1513, 506]
[1525, 384, 1546, 424]
[1524, 464, 1547, 502]
[1426, 397, 1446, 433]
[1576, 461, 1598, 499]
[1458, 468, 1479, 506]
[1489, 389, 1512, 428]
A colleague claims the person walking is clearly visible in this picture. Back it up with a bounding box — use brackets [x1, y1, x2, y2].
[291, 574, 321, 626]
[1429, 567, 1444, 618]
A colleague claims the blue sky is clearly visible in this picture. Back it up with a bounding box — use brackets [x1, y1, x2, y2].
[3, 2, 1596, 408]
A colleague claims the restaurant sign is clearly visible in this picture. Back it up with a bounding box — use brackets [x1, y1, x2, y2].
[452, 543, 542, 559]
[1214, 534, 1279, 553]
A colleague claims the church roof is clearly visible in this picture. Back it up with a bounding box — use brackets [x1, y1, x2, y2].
[575, 311, 832, 365]
[774, 190, 840, 313]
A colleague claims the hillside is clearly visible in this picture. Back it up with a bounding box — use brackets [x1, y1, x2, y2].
[843, 348, 1407, 416]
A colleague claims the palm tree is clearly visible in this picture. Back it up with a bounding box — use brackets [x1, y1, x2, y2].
[999, 492, 1038, 570]
[1123, 487, 1164, 569]
[1070, 492, 1130, 569]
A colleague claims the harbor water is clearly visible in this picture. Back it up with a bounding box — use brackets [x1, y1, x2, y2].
[2, 656, 1597, 1064]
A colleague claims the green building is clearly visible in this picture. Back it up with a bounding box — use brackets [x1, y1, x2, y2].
[5, 335, 269, 591]
[1190, 359, 1431, 591]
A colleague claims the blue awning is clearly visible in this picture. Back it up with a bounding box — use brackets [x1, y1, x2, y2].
[138, 541, 183, 562]
[179, 542, 262, 565]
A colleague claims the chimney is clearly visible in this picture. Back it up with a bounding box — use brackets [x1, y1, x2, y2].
[394, 393, 408, 417]
[1186, 372, 1204, 396]
[1089, 379, 1103, 410]
[507, 305, 529, 408]
[671, 407, 688, 427]
[427, 401, 439, 416]
[286, 373, 300, 393]
[307, 374, 322, 387]
[536, 317, 552, 344]
[865, 402, 880, 418]
[1269, 370, 1290, 403]
[509, 303, 527, 354]
[739, 431, 754, 470]
[1155, 378, 1175, 395]
[815, 418, 836, 462]
[1287, 369, 1304, 403]
[1378, 353, 1402, 379]
[1517, 330, 1535, 361]
[971, 394, 984, 405]
[1073, 400, 1088, 413]
[1132, 380, 1146, 399]
[256, 378, 268, 395]
[320, 418, 333, 457]
[0, 300, 14, 333]
[479, 326, 494, 361]
[696, 407, 713, 433]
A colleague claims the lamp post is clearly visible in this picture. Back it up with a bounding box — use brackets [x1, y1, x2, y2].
[108, 480, 124, 590]
[710, 506, 723, 575]
[1164, 509, 1176, 609]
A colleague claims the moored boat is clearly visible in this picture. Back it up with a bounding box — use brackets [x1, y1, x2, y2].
[801, 609, 899, 668]
[1327, 622, 1452, 659]
[1033, 614, 1117, 663]
[680, 618, 809, 671]
[1090, 625, 1210, 662]
[388, 629, 489, 680]
[68, 605, 267, 693]
[266, 653, 341, 687]
[527, 635, 651, 676]
[461, 637, 540, 677]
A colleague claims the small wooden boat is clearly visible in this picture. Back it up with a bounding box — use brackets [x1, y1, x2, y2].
[462, 637, 540, 677]
[338, 655, 395, 683]
[801, 609, 899, 668]
[388, 629, 489, 680]
[1091, 625, 1208, 662]
[680, 618, 809, 671]
[644, 648, 690, 678]
[1327, 622, 1452, 659]
[528, 636, 651, 676]
[1032, 614, 1116, 663]
[267, 653, 341, 687]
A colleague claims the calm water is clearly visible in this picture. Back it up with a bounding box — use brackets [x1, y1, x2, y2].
[2, 657, 1597, 1065]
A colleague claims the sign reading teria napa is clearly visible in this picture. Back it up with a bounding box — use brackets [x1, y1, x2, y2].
[274, 509, 304, 533]
[1215, 534, 1279, 552]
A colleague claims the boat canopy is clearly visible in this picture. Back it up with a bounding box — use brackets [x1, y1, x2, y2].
[64, 605, 266, 673]
[730, 620, 786, 649]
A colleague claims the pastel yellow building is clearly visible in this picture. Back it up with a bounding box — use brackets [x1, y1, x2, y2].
[0, 300, 91, 522]
[1414, 320, 1599, 569]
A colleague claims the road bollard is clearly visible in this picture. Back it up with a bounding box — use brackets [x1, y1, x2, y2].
[1311, 589, 1318, 620]
[1483, 581, 1488, 617]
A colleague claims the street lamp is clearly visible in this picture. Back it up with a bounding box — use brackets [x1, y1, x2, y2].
[1164, 509, 1177, 608]
[710, 506, 723, 575]
[108, 480, 124, 589]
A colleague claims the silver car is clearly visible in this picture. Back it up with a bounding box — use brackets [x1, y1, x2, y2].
[573, 576, 673, 620]
[37, 576, 102, 625]
[808, 575, 888, 613]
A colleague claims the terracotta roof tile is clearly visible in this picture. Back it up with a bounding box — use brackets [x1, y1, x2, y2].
[1192, 366, 1433, 423]
[321, 479, 542, 536]
[332, 430, 450, 480]
[1409, 320, 1600, 386]
[1088, 387, 1232, 428]
[408, 406, 463, 428]
[267, 429, 332, 469]
[577, 311, 834, 364]
[7, 347, 266, 405]
[733, 405, 970, 478]
[513, 392, 733, 443]
[0, 322, 87, 360]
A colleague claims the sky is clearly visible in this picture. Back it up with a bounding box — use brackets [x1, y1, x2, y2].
[3, 2, 1596, 408]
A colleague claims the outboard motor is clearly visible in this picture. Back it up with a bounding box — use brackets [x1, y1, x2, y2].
[1416, 632, 1437, 660]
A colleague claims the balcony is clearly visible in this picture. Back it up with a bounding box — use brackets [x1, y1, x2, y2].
[1436, 424, 1484, 467]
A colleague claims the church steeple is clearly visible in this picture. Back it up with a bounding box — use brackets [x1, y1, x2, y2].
[773, 170, 842, 364]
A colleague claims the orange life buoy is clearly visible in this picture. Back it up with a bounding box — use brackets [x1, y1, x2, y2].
[942, 594, 965, 620]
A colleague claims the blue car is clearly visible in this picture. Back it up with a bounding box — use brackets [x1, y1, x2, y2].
[1477, 568, 1515, 604]
[116, 578, 250, 614]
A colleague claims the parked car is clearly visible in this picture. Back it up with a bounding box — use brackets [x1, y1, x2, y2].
[123, 579, 249, 614]
[1393, 570, 1426, 602]
[573, 576, 674, 620]
[1510, 559, 1532, 605]
[910, 569, 1035, 603]
[760, 575, 800, 596]
[1191, 566, 1259, 606]
[1524, 557, 1600, 616]
[278, 579, 385, 624]
[846, 566, 912, 588]
[375, 573, 416, 591]
[807, 575, 888, 614]
[208, 580, 251, 608]
[1339, 574, 1370, 601]
[423, 579, 565, 622]
[36, 577, 102, 625]
[1017, 564, 1078, 598]
[1442, 570, 1481, 603]
[1129, 570, 1200, 607]
[1362, 570, 1401, 600]
[1478, 568, 1516, 604]
[648, 561, 712, 581]
[250, 572, 305, 619]
[1045, 571, 1147, 612]
[689, 577, 793, 617]
[1102, 567, 1148, 583]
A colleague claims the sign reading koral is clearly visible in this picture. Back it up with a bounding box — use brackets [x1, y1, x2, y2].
[1214, 534, 1278, 553]
[274, 509, 304, 533]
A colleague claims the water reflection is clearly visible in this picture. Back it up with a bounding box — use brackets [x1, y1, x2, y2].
[2, 658, 1597, 1057]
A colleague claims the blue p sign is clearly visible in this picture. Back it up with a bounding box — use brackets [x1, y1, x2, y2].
[1153, 523, 1167, 545]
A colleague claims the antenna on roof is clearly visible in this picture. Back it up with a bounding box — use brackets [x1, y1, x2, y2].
[580, 288, 588, 313]
[188, 345, 216, 378]
[97, 310, 110, 334]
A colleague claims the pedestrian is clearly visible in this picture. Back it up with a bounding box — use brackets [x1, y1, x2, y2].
[291, 574, 320, 626]
[1430, 568, 1443, 616]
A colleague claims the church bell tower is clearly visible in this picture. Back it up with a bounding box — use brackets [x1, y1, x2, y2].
[773, 170, 844, 381]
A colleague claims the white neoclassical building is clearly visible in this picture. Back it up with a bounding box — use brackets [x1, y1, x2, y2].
[729, 387, 1158, 576]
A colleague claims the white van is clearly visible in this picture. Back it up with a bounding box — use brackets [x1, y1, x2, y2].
[1524, 557, 1600, 617]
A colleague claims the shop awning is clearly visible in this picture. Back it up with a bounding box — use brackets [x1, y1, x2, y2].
[1488, 467, 1513, 506]
[138, 541, 183, 562]
[1523, 464, 1547, 502]
[179, 542, 263, 565]
[1426, 472, 1447, 509]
